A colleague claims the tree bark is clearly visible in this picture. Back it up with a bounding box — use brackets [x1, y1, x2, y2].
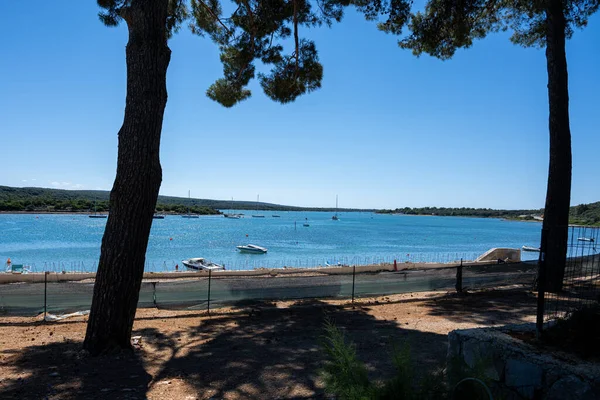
[540, 0, 571, 293]
[84, 0, 171, 355]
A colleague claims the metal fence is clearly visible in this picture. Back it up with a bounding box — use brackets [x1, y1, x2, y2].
[13, 252, 485, 274]
[0, 261, 537, 317]
[540, 225, 600, 324]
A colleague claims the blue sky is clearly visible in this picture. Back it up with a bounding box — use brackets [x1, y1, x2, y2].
[1, 2, 598, 209]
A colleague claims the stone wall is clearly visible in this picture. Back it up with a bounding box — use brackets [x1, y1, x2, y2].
[447, 324, 600, 399]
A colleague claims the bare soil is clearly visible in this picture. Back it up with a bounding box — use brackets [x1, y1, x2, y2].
[0, 287, 537, 399]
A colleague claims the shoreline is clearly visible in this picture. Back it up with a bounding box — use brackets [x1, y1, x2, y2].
[0, 259, 528, 284]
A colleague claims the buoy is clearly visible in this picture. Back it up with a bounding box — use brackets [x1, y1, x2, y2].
[246, 234, 248, 237]
[169, 237, 173, 241]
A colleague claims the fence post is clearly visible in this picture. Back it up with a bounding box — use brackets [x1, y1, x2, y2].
[456, 258, 463, 294]
[207, 269, 212, 315]
[536, 228, 548, 339]
[152, 282, 157, 307]
[44, 271, 49, 320]
[351, 265, 356, 303]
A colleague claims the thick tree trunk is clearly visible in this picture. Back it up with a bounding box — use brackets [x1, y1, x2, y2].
[539, 0, 571, 293]
[84, 0, 171, 355]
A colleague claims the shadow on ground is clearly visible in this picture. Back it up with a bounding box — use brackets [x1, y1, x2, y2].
[0, 300, 448, 399]
[422, 288, 538, 326]
[0, 340, 151, 400]
[1, 288, 537, 399]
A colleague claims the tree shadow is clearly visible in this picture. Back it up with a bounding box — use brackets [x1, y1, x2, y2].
[1, 299, 452, 399]
[422, 288, 538, 326]
[0, 340, 151, 399]
[147, 299, 448, 399]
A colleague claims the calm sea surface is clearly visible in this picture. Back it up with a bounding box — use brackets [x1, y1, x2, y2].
[0, 212, 542, 272]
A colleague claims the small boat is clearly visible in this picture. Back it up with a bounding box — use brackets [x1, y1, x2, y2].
[522, 246, 540, 252]
[153, 214, 165, 219]
[224, 197, 242, 218]
[236, 244, 268, 254]
[272, 214, 281, 217]
[252, 194, 264, 218]
[89, 198, 108, 219]
[182, 190, 199, 218]
[578, 237, 595, 242]
[181, 258, 224, 271]
[332, 195, 339, 220]
[303, 217, 309, 227]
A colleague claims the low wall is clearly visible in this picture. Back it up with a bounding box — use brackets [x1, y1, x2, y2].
[448, 324, 600, 399]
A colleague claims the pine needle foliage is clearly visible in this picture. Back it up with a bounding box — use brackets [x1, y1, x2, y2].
[96, 0, 414, 107]
[320, 319, 449, 400]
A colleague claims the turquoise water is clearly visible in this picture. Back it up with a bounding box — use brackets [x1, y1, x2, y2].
[0, 212, 542, 272]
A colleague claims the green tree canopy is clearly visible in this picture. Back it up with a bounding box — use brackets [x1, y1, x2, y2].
[382, 0, 598, 56]
[98, 0, 410, 107]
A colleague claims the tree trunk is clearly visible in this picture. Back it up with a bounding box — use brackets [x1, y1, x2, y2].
[539, 0, 571, 293]
[83, 0, 171, 355]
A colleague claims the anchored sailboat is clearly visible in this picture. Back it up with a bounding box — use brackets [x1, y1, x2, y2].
[89, 198, 107, 219]
[252, 195, 265, 218]
[182, 190, 199, 218]
[224, 197, 241, 219]
[332, 195, 339, 220]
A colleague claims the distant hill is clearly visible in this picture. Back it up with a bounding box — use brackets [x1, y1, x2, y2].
[0, 186, 365, 213]
[1, 186, 598, 224]
[377, 203, 600, 226]
[569, 202, 600, 226]
[376, 206, 543, 219]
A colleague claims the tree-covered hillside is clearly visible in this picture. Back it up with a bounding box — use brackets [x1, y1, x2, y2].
[569, 202, 600, 226]
[0, 186, 218, 215]
[377, 203, 600, 226]
[0, 186, 363, 213]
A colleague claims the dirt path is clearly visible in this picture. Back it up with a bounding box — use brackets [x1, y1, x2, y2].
[0, 287, 537, 399]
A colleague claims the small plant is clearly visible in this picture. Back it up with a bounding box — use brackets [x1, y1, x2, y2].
[320, 319, 447, 400]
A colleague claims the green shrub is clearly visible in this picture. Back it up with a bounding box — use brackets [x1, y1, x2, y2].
[320, 319, 447, 400]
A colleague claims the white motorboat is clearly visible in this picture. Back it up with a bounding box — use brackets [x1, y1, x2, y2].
[236, 244, 268, 254]
[181, 258, 224, 271]
[578, 237, 595, 242]
[522, 246, 540, 252]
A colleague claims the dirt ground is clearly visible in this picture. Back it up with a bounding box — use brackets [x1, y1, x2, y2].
[0, 287, 537, 399]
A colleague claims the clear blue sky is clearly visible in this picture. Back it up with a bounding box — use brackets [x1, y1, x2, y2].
[1, 2, 598, 209]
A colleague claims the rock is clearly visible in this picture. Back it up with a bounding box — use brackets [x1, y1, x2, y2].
[504, 358, 542, 398]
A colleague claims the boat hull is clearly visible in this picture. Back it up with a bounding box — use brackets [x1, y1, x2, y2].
[182, 258, 224, 271]
[236, 245, 268, 254]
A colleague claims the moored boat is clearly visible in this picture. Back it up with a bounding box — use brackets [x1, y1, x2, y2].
[522, 245, 540, 252]
[181, 258, 224, 271]
[578, 237, 595, 242]
[236, 244, 268, 254]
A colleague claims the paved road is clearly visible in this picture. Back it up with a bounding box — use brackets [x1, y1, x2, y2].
[0, 263, 537, 316]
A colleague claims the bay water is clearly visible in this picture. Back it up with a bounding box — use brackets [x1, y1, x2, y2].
[0, 212, 542, 272]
